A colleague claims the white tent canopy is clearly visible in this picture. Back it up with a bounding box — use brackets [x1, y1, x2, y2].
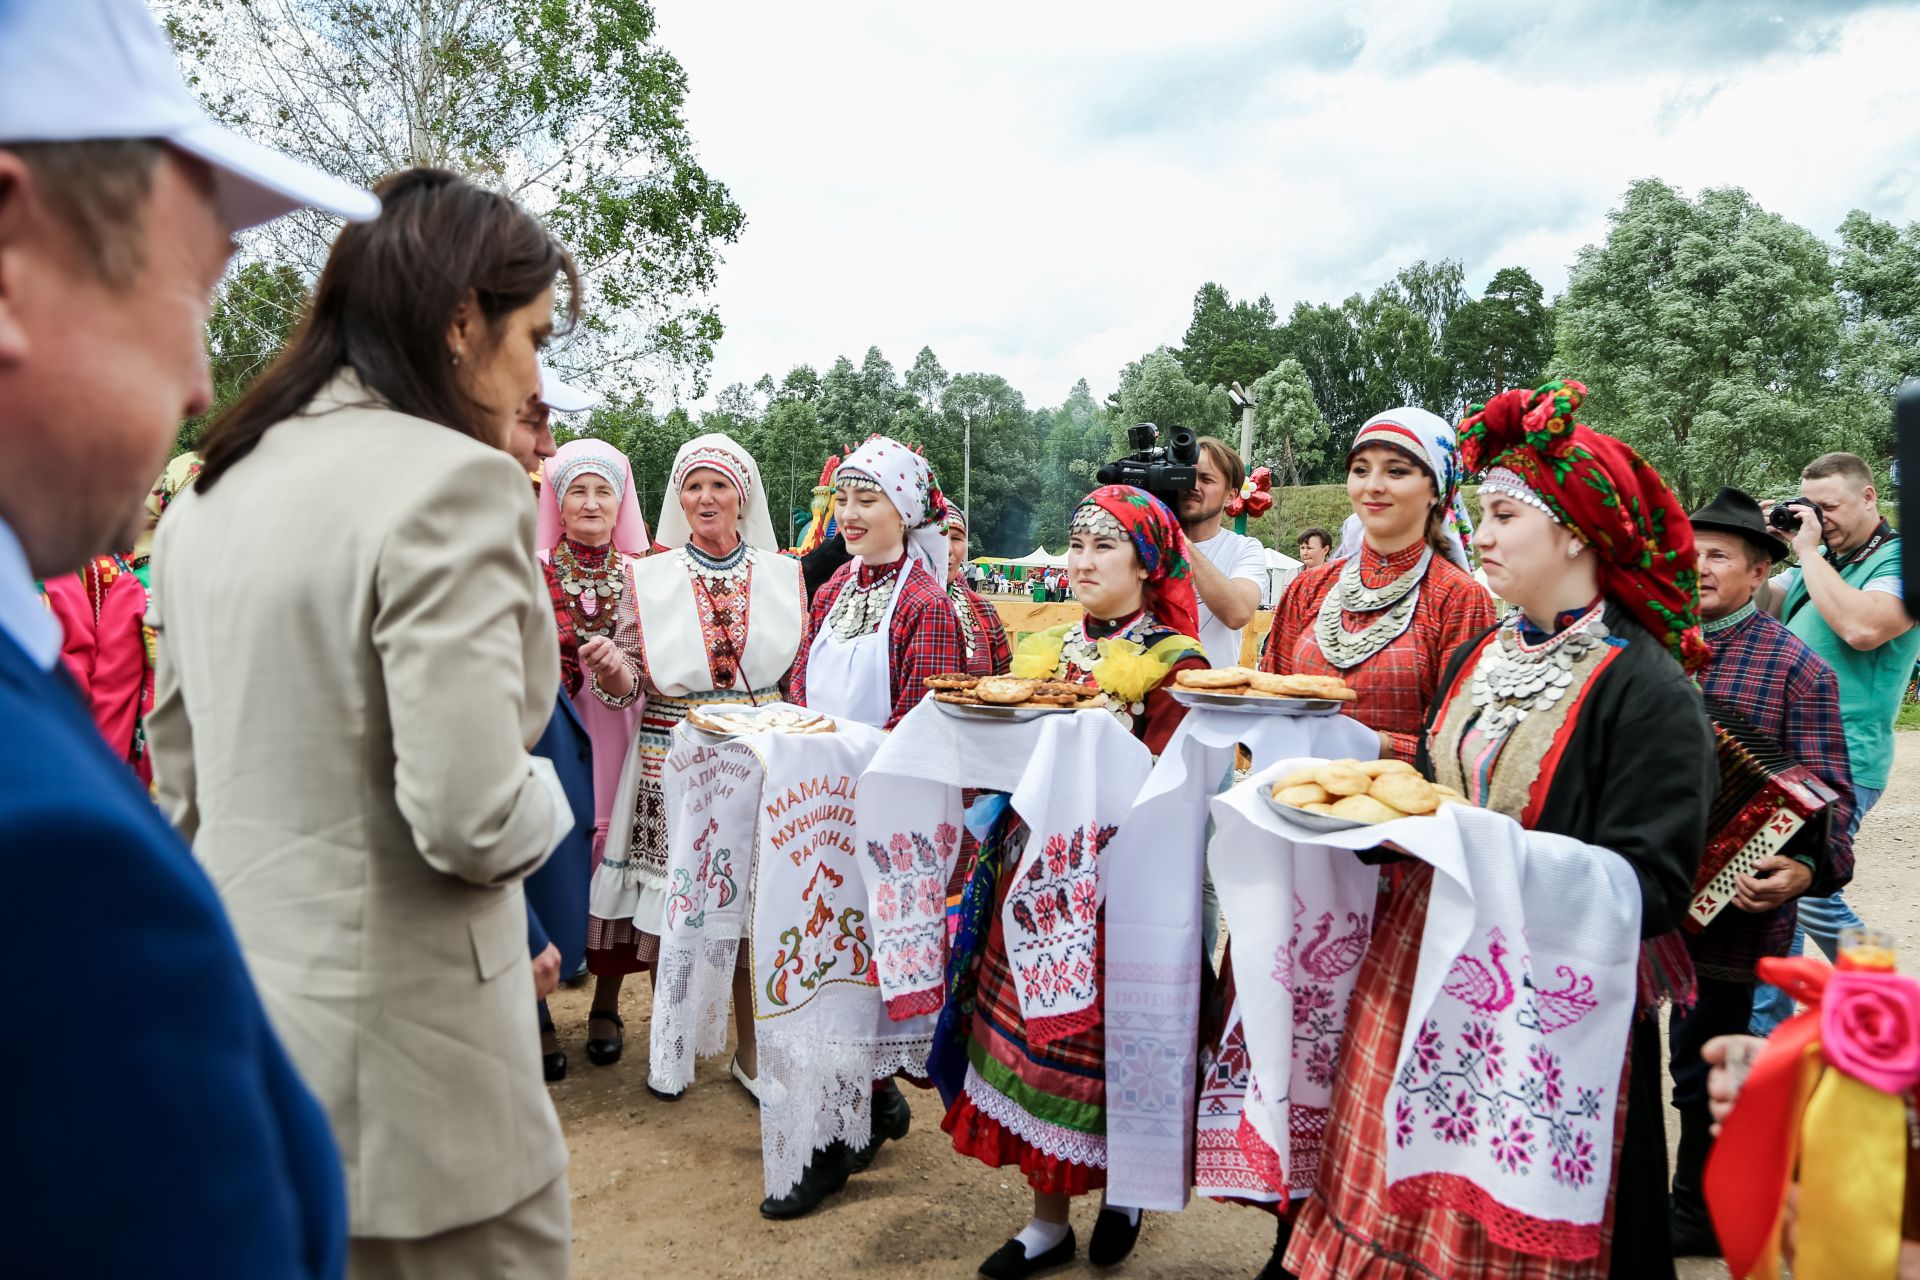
[1005, 546, 1069, 569]
[1259, 546, 1302, 607]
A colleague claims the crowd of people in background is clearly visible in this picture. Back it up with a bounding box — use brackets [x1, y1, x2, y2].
[6, 4, 1919, 1280]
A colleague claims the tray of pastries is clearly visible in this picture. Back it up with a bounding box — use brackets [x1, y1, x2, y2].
[685, 703, 836, 739]
[1170, 666, 1355, 715]
[924, 674, 1108, 721]
[1264, 758, 1469, 832]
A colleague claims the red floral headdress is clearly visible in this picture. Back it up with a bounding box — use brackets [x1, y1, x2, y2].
[1458, 380, 1707, 671]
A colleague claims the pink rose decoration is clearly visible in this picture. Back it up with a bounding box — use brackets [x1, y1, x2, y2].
[1820, 970, 1920, 1096]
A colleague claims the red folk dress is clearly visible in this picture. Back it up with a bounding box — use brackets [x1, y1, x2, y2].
[1203, 541, 1495, 1208]
[942, 611, 1205, 1196]
[1258, 541, 1494, 762]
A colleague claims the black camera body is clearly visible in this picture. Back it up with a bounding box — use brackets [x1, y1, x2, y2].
[1768, 495, 1821, 534]
[1097, 422, 1200, 507]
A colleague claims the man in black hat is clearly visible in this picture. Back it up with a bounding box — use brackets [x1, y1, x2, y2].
[1667, 487, 1857, 1258]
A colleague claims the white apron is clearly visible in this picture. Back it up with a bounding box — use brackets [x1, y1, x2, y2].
[801, 563, 911, 729]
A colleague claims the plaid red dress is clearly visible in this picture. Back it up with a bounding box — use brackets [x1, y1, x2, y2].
[790, 555, 968, 728]
[1285, 867, 1635, 1280]
[1260, 542, 1495, 761]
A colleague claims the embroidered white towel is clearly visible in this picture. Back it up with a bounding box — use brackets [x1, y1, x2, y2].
[1260, 799, 1643, 1261]
[1103, 710, 1377, 1211]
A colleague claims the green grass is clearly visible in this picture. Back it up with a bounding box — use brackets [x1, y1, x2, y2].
[1898, 700, 1920, 733]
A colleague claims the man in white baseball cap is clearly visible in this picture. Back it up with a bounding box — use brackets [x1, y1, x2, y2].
[0, 1, 377, 1275]
[504, 360, 600, 475]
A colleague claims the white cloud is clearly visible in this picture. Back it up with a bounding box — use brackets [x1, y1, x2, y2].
[653, 0, 1920, 412]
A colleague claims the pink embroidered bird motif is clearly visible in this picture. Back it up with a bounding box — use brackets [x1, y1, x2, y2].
[1299, 911, 1370, 981]
[1528, 964, 1599, 1033]
[1443, 927, 1516, 1014]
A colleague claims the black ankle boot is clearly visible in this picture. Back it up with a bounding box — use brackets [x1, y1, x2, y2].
[758, 1142, 854, 1220]
[850, 1079, 912, 1171]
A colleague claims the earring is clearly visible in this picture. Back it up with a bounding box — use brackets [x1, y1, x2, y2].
[1565, 542, 1581, 559]
[451, 350, 463, 367]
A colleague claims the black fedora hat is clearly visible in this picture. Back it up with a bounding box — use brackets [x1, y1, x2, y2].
[1688, 486, 1791, 563]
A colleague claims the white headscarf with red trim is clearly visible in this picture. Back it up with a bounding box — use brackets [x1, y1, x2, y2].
[836, 434, 949, 587]
[655, 432, 779, 553]
[1348, 406, 1474, 570]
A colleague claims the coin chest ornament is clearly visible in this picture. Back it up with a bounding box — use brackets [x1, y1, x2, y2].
[552, 540, 623, 639]
[1314, 546, 1432, 669]
[827, 562, 899, 640]
[1469, 602, 1608, 741]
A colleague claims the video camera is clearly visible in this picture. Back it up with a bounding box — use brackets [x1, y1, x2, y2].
[1097, 422, 1200, 507]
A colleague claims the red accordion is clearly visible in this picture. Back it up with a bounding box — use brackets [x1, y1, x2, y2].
[1686, 697, 1840, 932]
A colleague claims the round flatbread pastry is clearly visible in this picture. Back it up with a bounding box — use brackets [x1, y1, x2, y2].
[1315, 762, 1372, 797]
[1274, 783, 1331, 808]
[1274, 765, 1323, 791]
[1369, 772, 1439, 815]
[925, 673, 980, 690]
[975, 676, 1035, 705]
[1028, 693, 1081, 707]
[1073, 690, 1109, 709]
[1177, 666, 1256, 690]
[1329, 793, 1404, 825]
[934, 691, 982, 704]
[1302, 802, 1339, 815]
[1263, 673, 1358, 702]
[1357, 758, 1418, 778]
[1034, 680, 1090, 698]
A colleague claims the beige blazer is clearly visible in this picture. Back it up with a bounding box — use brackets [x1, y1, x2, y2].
[148, 373, 569, 1239]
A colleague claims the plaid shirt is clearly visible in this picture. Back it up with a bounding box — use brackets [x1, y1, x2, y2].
[791, 555, 967, 729]
[1260, 542, 1497, 762]
[1692, 606, 1856, 981]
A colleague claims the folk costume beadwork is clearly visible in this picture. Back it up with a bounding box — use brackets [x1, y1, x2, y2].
[942, 503, 1011, 676]
[1259, 409, 1496, 761]
[942, 485, 1205, 1196]
[1285, 383, 1718, 1280]
[534, 440, 648, 920]
[589, 434, 807, 973]
[1206, 408, 1496, 1216]
[791, 435, 968, 730]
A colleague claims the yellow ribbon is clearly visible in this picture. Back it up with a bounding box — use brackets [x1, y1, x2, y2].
[1795, 1068, 1908, 1280]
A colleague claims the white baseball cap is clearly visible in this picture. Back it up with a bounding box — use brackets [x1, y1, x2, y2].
[0, 0, 380, 230]
[539, 362, 599, 414]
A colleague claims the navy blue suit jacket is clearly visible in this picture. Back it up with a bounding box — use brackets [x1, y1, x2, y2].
[525, 689, 594, 971]
[0, 627, 347, 1277]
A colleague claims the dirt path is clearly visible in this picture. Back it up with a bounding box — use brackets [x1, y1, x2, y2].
[551, 734, 1920, 1280]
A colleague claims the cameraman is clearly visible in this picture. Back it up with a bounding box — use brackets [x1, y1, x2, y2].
[1752, 451, 1920, 1035]
[1177, 437, 1265, 668]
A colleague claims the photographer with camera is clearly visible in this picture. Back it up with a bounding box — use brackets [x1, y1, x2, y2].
[1750, 451, 1920, 1036]
[1179, 438, 1267, 668]
[1099, 425, 1263, 667]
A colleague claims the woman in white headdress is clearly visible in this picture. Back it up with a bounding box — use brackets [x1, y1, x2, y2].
[581, 433, 808, 1095]
[790, 434, 966, 730]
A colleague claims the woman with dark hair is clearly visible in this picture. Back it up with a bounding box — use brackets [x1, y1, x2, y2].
[148, 168, 582, 1273]
[1258, 407, 1492, 763]
[1223, 408, 1496, 1277]
[946, 485, 1206, 1279]
[1284, 381, 1716, 1280]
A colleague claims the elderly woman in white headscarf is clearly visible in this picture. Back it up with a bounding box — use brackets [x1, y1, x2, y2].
[581, 433, 808, 1092]
[790, 433, 965, 730]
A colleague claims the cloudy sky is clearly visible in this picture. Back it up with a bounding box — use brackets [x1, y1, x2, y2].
[655, 0, 1920, 412]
